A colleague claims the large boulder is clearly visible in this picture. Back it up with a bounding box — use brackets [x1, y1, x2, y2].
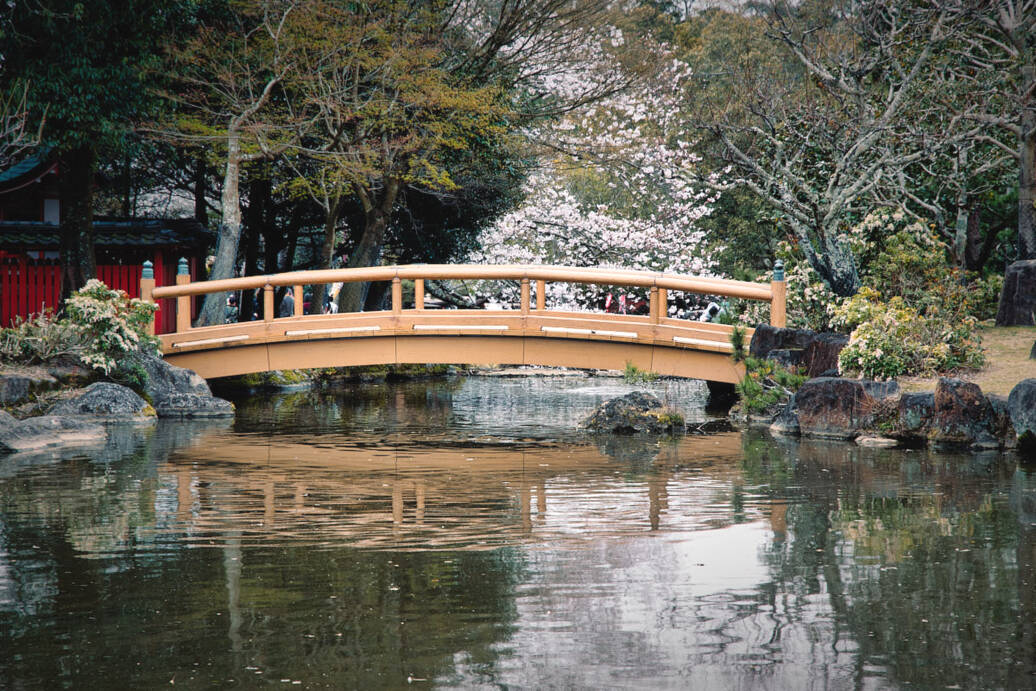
[749, 324, 815, 359]
[987, 394, 1017, 450]
[582, 391, 683, 434]
[0, 370, 59, 405]
[128, 354, 234, 418]
[49, 382, 155, 421]
[0, 414, 105, 454]
[930, 378, 998, 450]
[996, 259, 1036, 326]
[1009, 378, 1036, 454]
[793, 377, 900, 440]
[804, 333, 850, 378]
[895, 392, 934, 444]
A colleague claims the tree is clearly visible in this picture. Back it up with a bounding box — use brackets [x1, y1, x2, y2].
[688, 1, 955, 296]
[0, 0, 189, 297]
[153, 0, 305, 326]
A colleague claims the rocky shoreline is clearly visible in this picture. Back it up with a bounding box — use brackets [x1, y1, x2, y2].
[0, 355, 233, 455]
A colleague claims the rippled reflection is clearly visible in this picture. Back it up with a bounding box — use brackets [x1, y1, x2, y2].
[0, 377, 1033, 689]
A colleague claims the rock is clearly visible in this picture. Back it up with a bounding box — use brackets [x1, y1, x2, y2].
[582, 391, 683, 434]
[793, 377, 900, 440]
[856, 435, 899, 448]
[896, 392, 934, 443]
[128, 353, 234, 418]
[0, 415, 106, 454]
[804, 333, 850, 378]
[930, 378, 997, 450]
[996, 259, 1036, 326]
[769, 401, 800, 436]
[1009, 378, 1036, 454]
[767, 349, 805, 368]
[987, 394, 1017, 450]
[153, 392, 235, 419]
[0, 370, 59, 405]
[49, 382, 155, 421]
[749, 324, 815, 359]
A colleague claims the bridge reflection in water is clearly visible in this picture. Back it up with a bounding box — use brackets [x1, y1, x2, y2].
[159, 428, 786, 551]
[141, 263, 787, 381]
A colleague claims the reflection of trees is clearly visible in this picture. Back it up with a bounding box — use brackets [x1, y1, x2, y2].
[0, 427, 525, 687]
[742, 432, 1033, 688]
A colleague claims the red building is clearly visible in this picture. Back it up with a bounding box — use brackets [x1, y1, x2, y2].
[0, 151, 211, 333]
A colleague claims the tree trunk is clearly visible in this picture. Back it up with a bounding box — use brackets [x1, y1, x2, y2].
[194, 156, 208, 225]
[1019, 64, 1036, 260]
[337, 179, 400, 313]
[59, 143, 97, 304]
[196, 132, 244, 327]
[311, 195, 341, 315]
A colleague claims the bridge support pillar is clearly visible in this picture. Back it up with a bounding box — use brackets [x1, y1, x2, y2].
[263, 284, 274, 323]
[391, 277, 402, 313]
[520, 278, 530, 314]
[536, 280, 545, 310]
[140, 261, 155, 336]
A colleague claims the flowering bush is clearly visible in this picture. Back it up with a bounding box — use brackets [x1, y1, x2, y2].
[63, 279, 159, 375]
[833, 292, 984, 380]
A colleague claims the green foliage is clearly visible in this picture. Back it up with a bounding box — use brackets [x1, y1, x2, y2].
[0, 310, 84, 363]
[729, 325, 746, 362]
[623, 361, 659, 384]
[63, 279, 159, 375]
[832, 290, 985, 380]
[734, 356, 806, 415]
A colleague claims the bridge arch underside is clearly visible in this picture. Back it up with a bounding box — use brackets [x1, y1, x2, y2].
[165, 334, 743, 383]
[159, 311, 748, 383]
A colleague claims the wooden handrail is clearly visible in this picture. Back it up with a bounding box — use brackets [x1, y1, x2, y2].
[150, 263, 775, 302]
[144, 262, 787, 332]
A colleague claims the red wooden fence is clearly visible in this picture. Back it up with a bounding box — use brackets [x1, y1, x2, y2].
[1, 258, 177, 334]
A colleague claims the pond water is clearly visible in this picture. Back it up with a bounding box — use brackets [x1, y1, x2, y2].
[1, 375, 1035, 689]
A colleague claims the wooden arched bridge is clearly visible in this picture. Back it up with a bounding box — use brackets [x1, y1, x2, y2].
[141, 263, 786, 383]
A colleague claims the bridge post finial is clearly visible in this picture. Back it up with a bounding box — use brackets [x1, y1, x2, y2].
[140, 261, 156, 335]
[177, 257, 189, 276]
[770, 259, 787, 328]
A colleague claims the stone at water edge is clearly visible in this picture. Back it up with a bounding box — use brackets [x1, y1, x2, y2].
[1008, 378, 1036, 454]
[128, 353, 234, 418]
[996, 259, 1036, 326]
[581, 391, 683, 434]
[0, 415, 106, 454]
[987, 394, 1017, 450]
[1030, 341, 1035, 360]
[930, 378, 998, 450]
[49, 382, 156, 421]
[896, 392, 934, 444]
[793, 377, 900, 440]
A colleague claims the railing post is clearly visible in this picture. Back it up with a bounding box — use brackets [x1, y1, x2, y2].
[140, 261, 156, 336]
[293, 284, 303, 317]
[649, 285, 660, 324]
[771, 260, 787, 328]
[391, 277, 402, 314]
[175, 257, 191, 333]
[536, 280, 545, 311]
[263, 284, 274, 323]
[414, 278, 424, 310]
[520, 277, 530, 314]
[658, 288, 667, 321]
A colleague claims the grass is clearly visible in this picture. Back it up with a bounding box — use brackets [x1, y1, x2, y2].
[897, 325, 1036, 395]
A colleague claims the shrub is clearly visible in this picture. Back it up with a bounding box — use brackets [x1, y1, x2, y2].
[734, 355, 807, 414]
[0, 310, 85, 363]
[623, 361, 659, 384]
[64, 280, 159, 375]
[833, 292, 984, 379]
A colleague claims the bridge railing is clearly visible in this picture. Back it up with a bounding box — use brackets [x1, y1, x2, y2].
[139, 261, 786, 336]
